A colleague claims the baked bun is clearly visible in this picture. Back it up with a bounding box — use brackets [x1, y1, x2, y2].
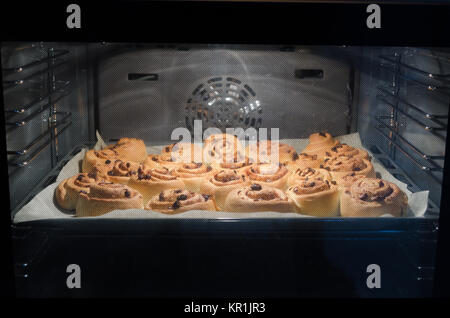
[340, 178, 408, 217]
[223, 183, 294, 213]
[336, 172, 367, 191]
[160, 142, 203, 163]
[214, 157, 252, 175]
[174, 162, 215, 193]
[104, 137, 147, 163]
[303, 132, 339, 158]
[242, 163, 290, 190]
[246, 140, 297, 164]
[200, 169, 251, 210]
[146, 189, 216, 214]
[203, 133, 245, 165]
[286, 168, 340, 217]
[127, 166, 185, 204]
[75, 182, 144, 217]
[82, 148, 120, 173]
[81, 137, 147, 172]
[286, 152, 322, 172]
[55, 172, 104, 210]
[323, 156, 376, 184]
[144, 154, 183, 170]
[91, 159, 140, 185]
[323, 143, 370, 161]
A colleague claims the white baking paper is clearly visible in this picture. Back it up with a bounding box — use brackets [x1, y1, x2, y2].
[13, 132, 429, 223]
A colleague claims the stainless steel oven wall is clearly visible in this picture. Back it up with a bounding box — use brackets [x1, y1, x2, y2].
[358, 47, 449, 210]
[96, 45, 356, 143]
[2, 42, 93, 213]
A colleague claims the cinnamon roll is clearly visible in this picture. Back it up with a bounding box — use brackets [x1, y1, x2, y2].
[200, 169, 251, 210]
[127, 166, 185, 204]
[322, 156, 376, 185]
[104, 137, 147, 163]
[146, 189, 216, 214]
[323, 143, 370, 161]
[337, 172, 367, 191]
[340, 178, 408, 217]
[203, 133, 245, 166]
[91, 159, 140, 185]
[246, 140, 297, 164]
[242, 163, 290, 190]
[55, 172, 104, 210]
[76, 182, 144, 217]
[286, 168, 340, 217]
[303, 132, 339, 158]
[174, 162, 215, 193]
[160, 142, 203, 164]
[82, 137, 147, 172]
[144, 154, 183, 170]
[223, 183, 294, 213]
[286, 152, 322, 173]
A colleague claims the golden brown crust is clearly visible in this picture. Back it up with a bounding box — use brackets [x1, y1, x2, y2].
[242, 163, 290, 190]
[160, 142, 203, 163]
[127, 166, 185, 204]
[286, 152, 323, 172]
[302, 132, 339, 158]
[81, 138, 147, 173]
[245, 140, 297, 164]
[322, 143, 370, 161]
[144, 154, 183, 170]
[285, 168, 339, 217]
[146, 189, 216, 214]
[75, 182, 144, 217]
[200, 169, 251, 210]
[322, 156, 376, 184]
[90, 159, 140, 185]
[203, 133, 246, 165]
[223, 184, 294, 213]
[174, 162, 216, 192]
[55, 173, 104, 210]
[340, 178, 408, 217]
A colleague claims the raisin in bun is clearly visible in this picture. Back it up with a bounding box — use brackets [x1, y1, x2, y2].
[203, 133, 245, 165]
[127, 166, 185, 204]
[286, 152, 322, 173]
[55, 172, 104, 210]
[323, 156, 376, 185]
[160, 142, 203, 163]
[200, 169, 251, 210]
[302, 132, 339, 158]
[340, 178, 408, 217]
[323, 143, 370, 161]
[82, 137, 147, 172]
[246, 140, 297, 165]
[174, 162, 216, 193]
[75, 182, 144, 217]
[286, 168, 340, 217]
[223, 183, 294, 213]
[91, 159, 140, 185]
[146, 189, 216, 214]
[144, 153, 183, 170]
[242, 163, 290, 190]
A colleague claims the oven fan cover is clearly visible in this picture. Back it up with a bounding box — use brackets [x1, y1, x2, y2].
[185, 76, 262, 131]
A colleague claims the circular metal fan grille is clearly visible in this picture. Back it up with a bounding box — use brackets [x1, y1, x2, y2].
[185, 76, 262, 131]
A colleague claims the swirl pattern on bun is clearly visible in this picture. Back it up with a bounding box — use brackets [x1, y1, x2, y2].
[303, 132, 339, 158]
[76, 182, 144, 217]
[200, 169, 250, 210]
[146, 189, 216, 214]
[286, 168, 339, 217]
[242, 163, 290, 190]
[340, 178, 408, 217]
[174, 162, 215, 192]
[55, 172, 104, 210]
[223, 183, 294, 213]
[322, 156, 375, 184]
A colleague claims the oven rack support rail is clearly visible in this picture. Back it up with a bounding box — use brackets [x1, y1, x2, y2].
[375, 50, 448, 191]
[2, 45, 72, 169]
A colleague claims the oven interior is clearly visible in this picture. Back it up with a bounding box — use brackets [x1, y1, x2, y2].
[2, 43, 449, 297]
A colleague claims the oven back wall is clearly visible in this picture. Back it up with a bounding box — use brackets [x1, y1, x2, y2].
[97, 45, 355, 143]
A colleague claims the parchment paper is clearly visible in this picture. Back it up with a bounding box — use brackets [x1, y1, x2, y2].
[13, 132, 429, 223]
